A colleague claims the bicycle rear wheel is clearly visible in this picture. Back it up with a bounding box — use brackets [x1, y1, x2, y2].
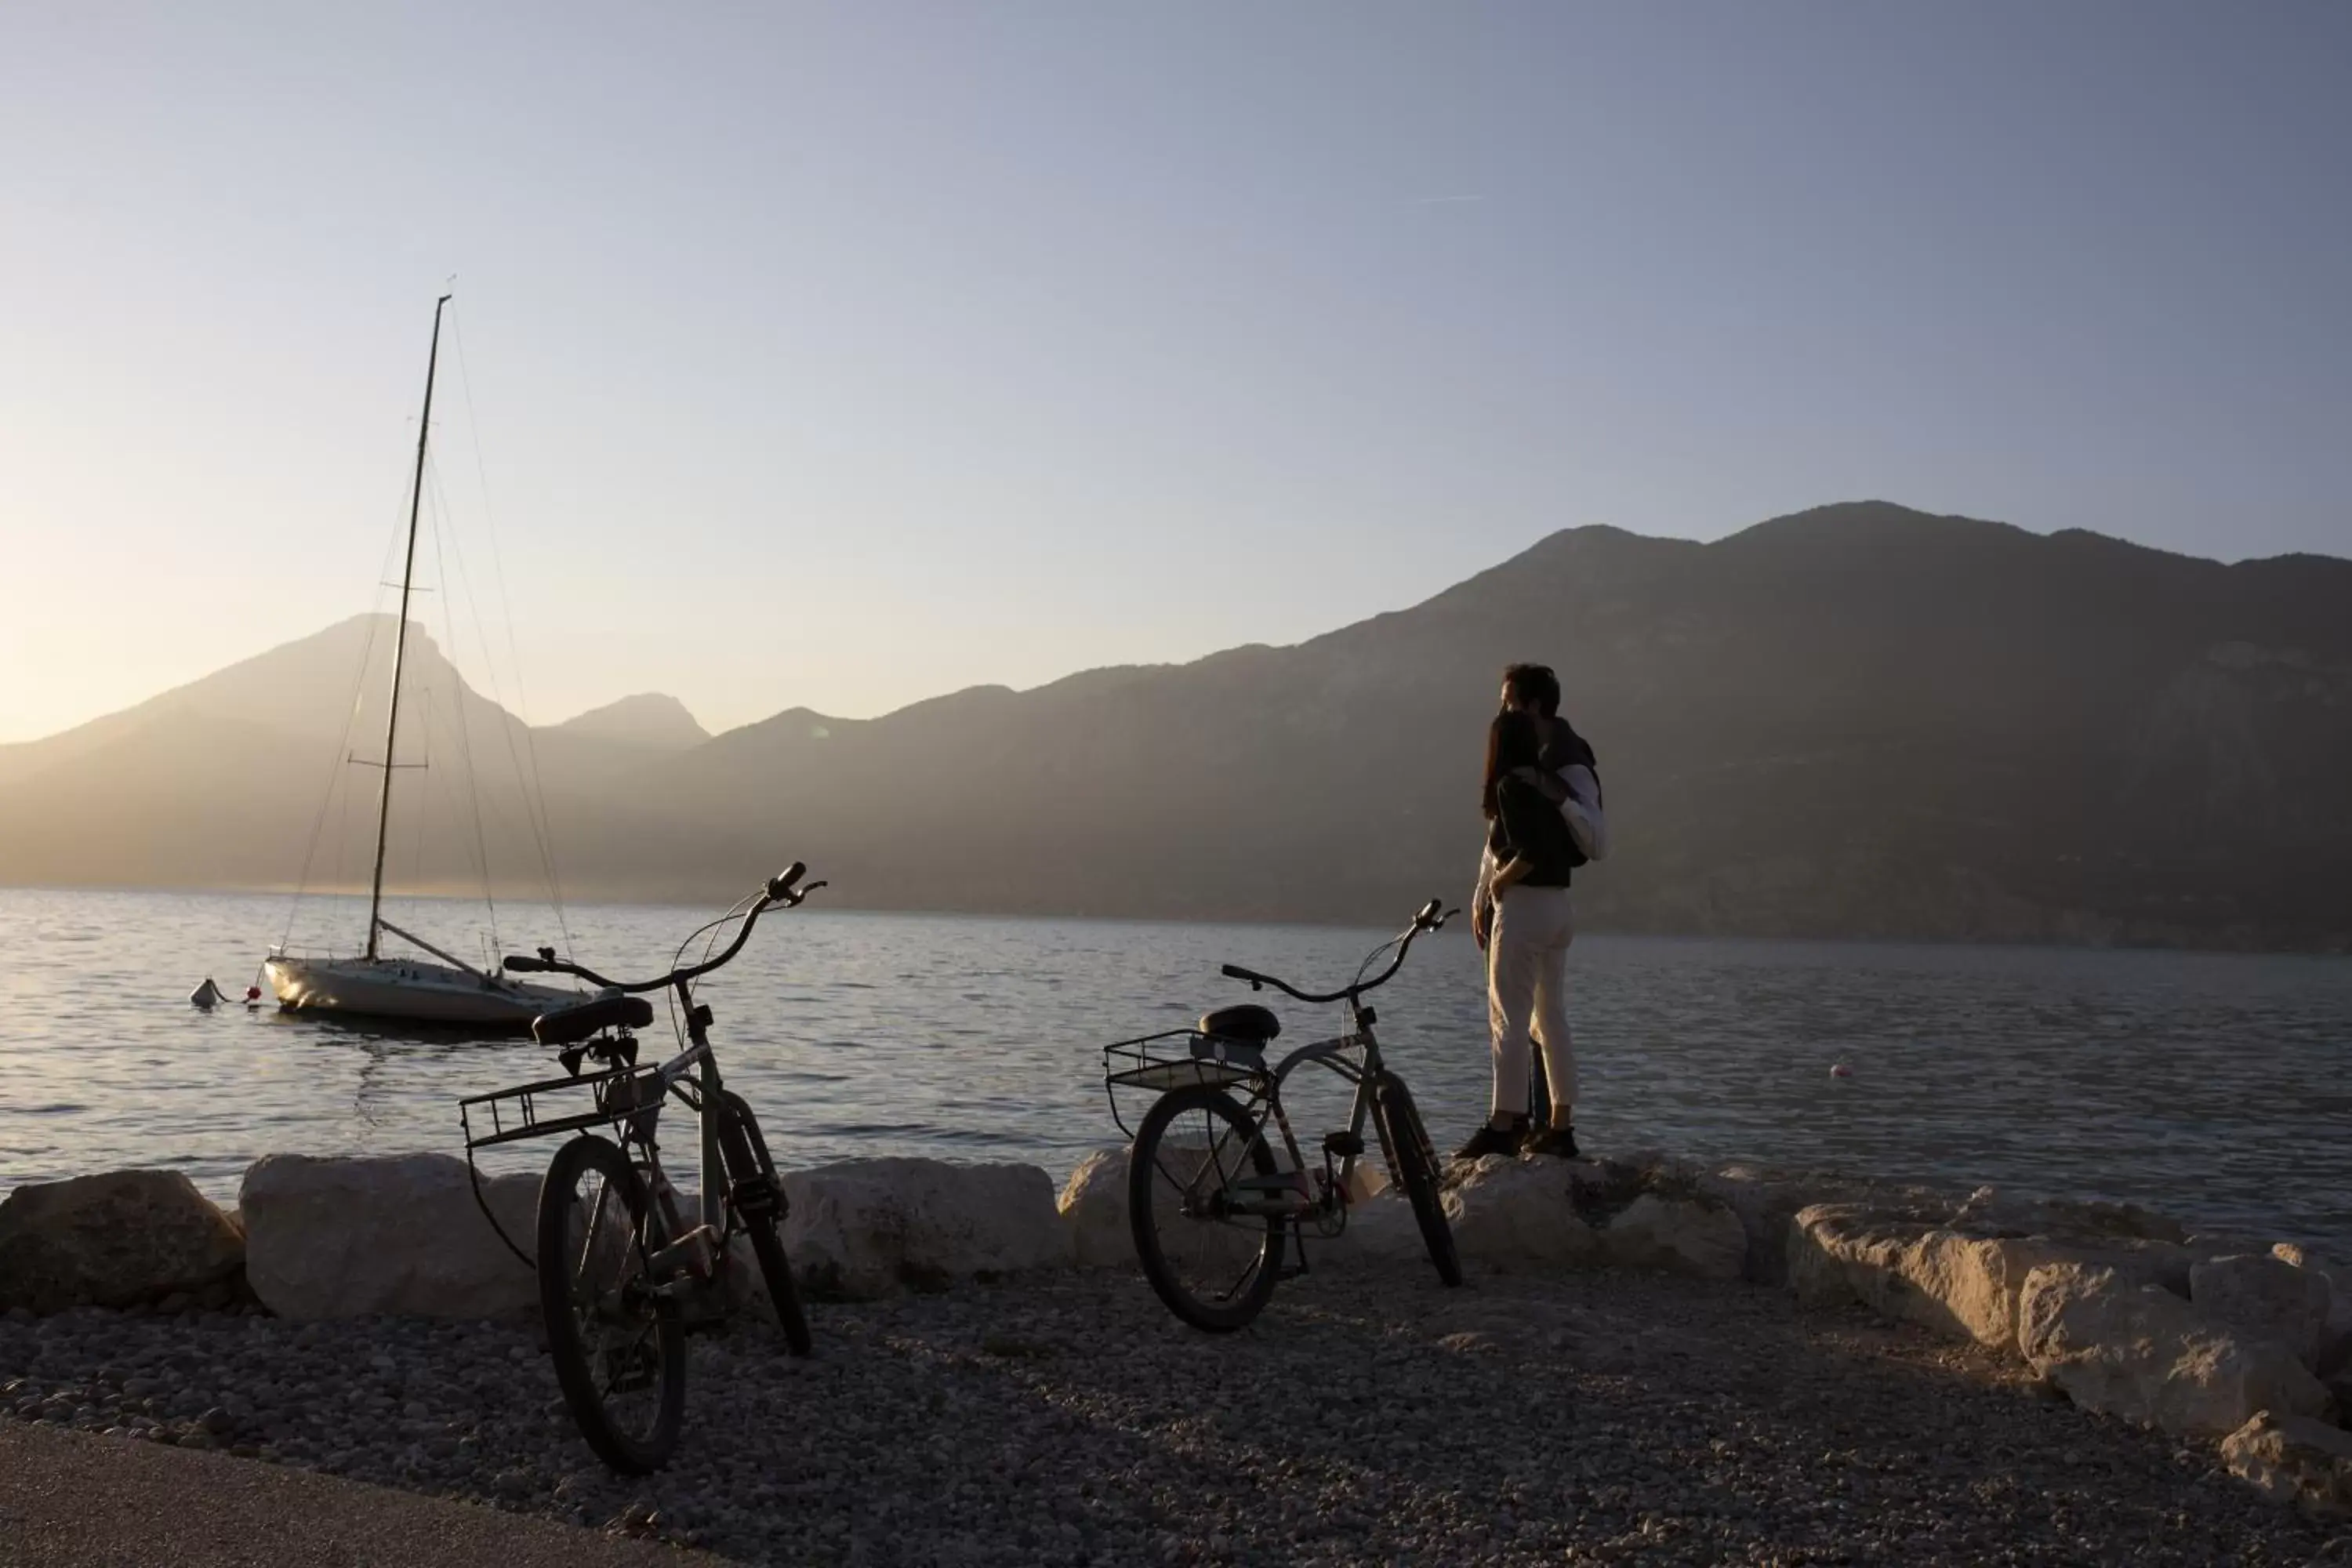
[1127, 1083, 1286, 1332]
[717, 1091, 811, 1356]
[538, 1134, 687, 1473]
[1372, 1073, 1462, 1287]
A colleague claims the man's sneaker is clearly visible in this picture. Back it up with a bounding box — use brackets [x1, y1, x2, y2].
[1523, 1125, 1581, 1160]
[1452, 1120, 1527, 1161]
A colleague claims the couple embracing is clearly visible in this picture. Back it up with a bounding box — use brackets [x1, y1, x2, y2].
[1457, 662, 1605, 1163]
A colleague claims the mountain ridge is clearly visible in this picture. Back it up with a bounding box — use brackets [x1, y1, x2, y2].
[551, 692, 709, 750]
[3, 502, 2346, 950]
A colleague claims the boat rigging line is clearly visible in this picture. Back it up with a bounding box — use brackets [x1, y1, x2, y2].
[448, 305, 575, 961]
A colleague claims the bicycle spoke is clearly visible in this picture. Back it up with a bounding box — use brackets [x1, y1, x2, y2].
[573, 1175, 614, 1300]
[1149, 1102, 1273, 1304]
[546, 1147, 674, 1454]
[1215, 1241, 1264, 1303]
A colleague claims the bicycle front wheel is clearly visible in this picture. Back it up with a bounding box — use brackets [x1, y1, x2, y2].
[1127, 1083, 1287, 1333]
[538, 1134, 687, 1473]
[1372, 1073, 1462, 1287]
[717, 1091, 811, 1356]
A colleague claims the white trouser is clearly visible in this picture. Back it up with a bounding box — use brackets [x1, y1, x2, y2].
[1486, 884, 1575, 1120]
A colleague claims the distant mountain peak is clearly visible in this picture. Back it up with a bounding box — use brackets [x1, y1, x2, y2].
[551, 692, 708, 750]
[1722, 500, 2034, 549]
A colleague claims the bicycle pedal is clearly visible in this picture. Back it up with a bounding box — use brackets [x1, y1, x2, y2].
[728, 1177, 783, 1219]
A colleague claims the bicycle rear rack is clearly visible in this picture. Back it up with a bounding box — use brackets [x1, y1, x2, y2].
[459, 1062, 668, 1151]
[458, 1062, 673, 1269]
[1101, 1029, 1270, 1138]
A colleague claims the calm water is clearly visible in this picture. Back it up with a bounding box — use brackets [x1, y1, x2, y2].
[2, 887, 2347, 1251]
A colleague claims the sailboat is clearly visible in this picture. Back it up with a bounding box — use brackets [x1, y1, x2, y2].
[262, 294, 578, 1030]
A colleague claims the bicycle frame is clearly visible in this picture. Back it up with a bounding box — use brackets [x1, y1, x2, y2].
[1240, 1005, 1384, 1211]
[627, 985, 732, 1281]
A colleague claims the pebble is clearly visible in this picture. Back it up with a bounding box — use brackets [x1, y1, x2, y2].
[0, 1271, 2336, 1565]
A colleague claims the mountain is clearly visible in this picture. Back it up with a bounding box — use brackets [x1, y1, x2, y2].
[551, 693, 709, 751]
[0, 615, 684, 896]
[4, 504, 2348, 949]
[0, 615, 403, 789]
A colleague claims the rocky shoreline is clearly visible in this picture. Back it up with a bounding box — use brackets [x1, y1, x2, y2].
[4, 1146, 2350, 1561]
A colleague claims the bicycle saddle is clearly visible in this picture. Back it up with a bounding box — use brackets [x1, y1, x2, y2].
[1197, 1004, 1280, 1044]
[533, 993, 655, 1047]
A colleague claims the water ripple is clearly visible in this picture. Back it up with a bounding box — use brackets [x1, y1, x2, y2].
[1, 889, 2347, 1250]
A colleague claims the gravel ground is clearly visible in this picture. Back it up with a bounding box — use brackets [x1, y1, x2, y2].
[2, 1269, 2345, 1567]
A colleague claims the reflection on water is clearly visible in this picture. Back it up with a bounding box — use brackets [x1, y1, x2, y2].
[2, 887, 2348, 1252]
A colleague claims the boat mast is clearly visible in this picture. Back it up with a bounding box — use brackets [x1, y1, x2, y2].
[365, 292, 452, 960]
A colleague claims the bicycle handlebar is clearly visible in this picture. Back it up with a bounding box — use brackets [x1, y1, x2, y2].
[1220, 899, 1457, 1005]
[503, 866, 826, 994]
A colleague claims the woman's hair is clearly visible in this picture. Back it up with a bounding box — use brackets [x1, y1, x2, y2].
[1482, 708, 1542, 819]
[1501, 662, 1560, 717]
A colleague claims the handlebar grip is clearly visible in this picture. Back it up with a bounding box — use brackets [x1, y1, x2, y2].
[1221, 964, 1265, 984]
[767, 862, 807, 902]
[503, 954, 549, 973]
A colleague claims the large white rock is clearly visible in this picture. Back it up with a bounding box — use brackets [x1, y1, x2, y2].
[2222, 1411, 2352, 1517]
[1602, 1192, 1745, 1281]
[2017, 1261, 2332, 1439]
[1693, 1166, 1888, 1287]
[2190, 1253, 2335, 1372]
[1320, 1190, 1432, 1267]
[240, 1153, 540, 1320]
[0, 1170, 244, 1314]
[1298, 1157, 1594, 1276]
[1788, 1203, 2075, 1352]
[782, 1158, 1072, 1300]
[2273, 1243, 2352, 1377]
[1058, 1147, 1132, 1269]
[1443, 1156, 1599, 1271]
[1787, 1203, 2205, 1356]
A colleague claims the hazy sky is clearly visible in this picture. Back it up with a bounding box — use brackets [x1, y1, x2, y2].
[5, 3, 2347, 743]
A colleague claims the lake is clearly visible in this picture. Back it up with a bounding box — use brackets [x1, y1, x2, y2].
[2, 887, 2347, 1252]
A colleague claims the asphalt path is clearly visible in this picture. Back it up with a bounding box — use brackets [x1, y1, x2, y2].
[0, 1422, 725, 1568]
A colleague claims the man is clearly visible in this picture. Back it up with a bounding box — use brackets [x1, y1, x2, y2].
[1463, 662, 1605, 1160]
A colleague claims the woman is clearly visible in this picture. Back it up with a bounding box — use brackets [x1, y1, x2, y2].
[1457, 706, 1581, 1160]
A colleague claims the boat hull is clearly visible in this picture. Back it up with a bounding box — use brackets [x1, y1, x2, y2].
[265, 955, 577, 1030]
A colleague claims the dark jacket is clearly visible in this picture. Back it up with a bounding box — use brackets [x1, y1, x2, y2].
[1489, 774, 1577, 889]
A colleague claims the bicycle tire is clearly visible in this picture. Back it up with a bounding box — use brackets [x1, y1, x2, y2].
[1373, 1073, 1463, 1287]
[717, 1091, 812, 1356]
[1127, 1083, 1285, 1333]
[537, 1134, 687, 1473]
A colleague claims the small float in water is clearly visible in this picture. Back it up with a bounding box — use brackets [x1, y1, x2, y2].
[189, 978, 260, 1010]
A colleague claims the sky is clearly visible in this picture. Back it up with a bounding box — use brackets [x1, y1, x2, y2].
[3, 3, 2347, 743]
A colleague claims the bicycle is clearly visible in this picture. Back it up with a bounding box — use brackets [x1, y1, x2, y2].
[1100, 898, 1464, 1332]
[458, 863, 825, 1472]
